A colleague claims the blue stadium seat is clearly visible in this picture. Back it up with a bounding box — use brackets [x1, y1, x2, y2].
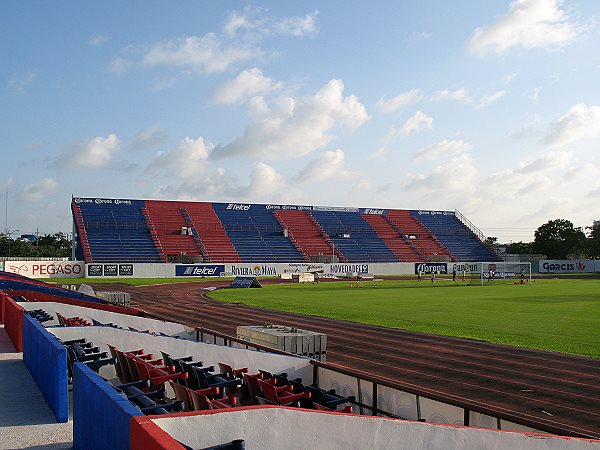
[310, 210, 399, 262]
[412, 211, 499, 262]
[77, 201, 162, 263]
[212, 203, 305, 263]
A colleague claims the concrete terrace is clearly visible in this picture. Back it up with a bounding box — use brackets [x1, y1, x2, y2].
[0, 325, 72, 450]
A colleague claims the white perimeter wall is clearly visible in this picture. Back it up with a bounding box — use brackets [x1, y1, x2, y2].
[153, 407, 600, 450]
[20, 302, 196, 339]
[84, 262, 417, 278]
[49, 326, 313, 384]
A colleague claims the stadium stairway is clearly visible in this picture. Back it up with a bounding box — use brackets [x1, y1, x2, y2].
[186, 203, 241, 263]
[71, 203, 93, 263]
[361, 214, 424, 262]
[386, 210, 452, 261]
[144, 201, 204, 261]
[272, 210, 337, 262]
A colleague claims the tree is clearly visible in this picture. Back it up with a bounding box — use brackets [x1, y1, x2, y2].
[587, 222, 600, 259]
[483, 236, 498, 252]
[504, 241, 534, 255]
[533, 219, 587, 259]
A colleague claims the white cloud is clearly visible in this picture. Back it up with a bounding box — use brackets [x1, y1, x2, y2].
[212, 68, 283, 105]
[544, 103, 600, 147]
[109, 57, 133, 75]
[412, 31, 432, 40]
[211, 79, 369, 160]
[432, 88, 506, 109]
[141, 34, 259, 74]
[469, 0, 577, 55]
[375, 90, 422, 114]
[245, 163, 286, 196]
[483, 151, 573, 202]
[476, 90, 506, 109]
[294, 149, 352, 182]
[413, 139, 473, 162]
[21, 178, 57, 203]
[272, 12, 319, 36]
[432, 88, 470, 103]
[224, 11, 254, 37]
[404, 153, 478, 195]
[400, 111, 433, 136]
[131, 126, 167, 150]
[563, 163, 597, 182]
[59, 134, 121, 169]
[7, 71, 37, 95]
[146, 136, 212, 179]
[0, 178, 14, 193]
[518, 151, 572, 173]
[587, 185, 600, 198]
[371, 126, 399, 159]
[88, 35, 108, 45]
[224, 8, 318, 37]
[112, 10, 318, 76]
[530, 87, 541, 102]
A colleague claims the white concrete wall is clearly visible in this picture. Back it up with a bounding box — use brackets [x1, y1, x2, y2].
[48, 327, 313, 385]
[152, 407, 600, 450]
[20, 302, 196, 339]
[85, 263, 176, 278]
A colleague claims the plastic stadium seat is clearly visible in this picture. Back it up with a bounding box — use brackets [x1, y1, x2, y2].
[258, 378, 311, 405]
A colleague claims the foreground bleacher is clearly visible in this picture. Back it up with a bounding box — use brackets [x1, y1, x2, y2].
[2, 275, 600, 449]
[73, 197, 500, 264]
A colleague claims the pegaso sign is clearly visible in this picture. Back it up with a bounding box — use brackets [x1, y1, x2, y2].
[5, 261, 84, 278]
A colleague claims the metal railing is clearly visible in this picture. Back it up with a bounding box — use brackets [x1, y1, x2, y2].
[454, 209, 486, 242]
[141, 310, 585, 438]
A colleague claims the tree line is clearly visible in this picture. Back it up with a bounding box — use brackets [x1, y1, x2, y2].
[0, 232, 71, 258]
[488, 219, 600, 260]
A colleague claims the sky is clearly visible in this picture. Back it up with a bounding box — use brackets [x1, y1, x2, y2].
[1, 0, 600, 243]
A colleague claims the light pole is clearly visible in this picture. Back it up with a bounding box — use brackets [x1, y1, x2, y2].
[7, 229, 19, 258]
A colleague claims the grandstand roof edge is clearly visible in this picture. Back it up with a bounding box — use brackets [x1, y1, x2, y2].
[71, 196, 456, 214]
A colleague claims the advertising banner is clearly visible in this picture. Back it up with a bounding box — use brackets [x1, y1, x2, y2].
[175, 265, 225, 277]
[72, 197, 145, 207]
[87, 265, 103, 277]
[4, 261, 85, 278]
[415, 262, 448, 274]
[539, 260, 596, 273]
[359, 208, 387, 215]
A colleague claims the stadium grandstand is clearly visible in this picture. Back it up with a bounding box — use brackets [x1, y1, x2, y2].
[71, 197, 499, 264]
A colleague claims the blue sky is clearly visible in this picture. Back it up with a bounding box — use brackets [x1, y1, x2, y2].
[1, 0, 600, 242]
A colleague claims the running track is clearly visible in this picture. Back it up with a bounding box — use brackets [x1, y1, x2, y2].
[96, 281, 600, 439]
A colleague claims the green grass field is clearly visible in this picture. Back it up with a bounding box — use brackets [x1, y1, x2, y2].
[209, 278, 600, 358]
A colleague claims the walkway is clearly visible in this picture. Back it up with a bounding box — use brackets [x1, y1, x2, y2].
[0, 325, 72, 450]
